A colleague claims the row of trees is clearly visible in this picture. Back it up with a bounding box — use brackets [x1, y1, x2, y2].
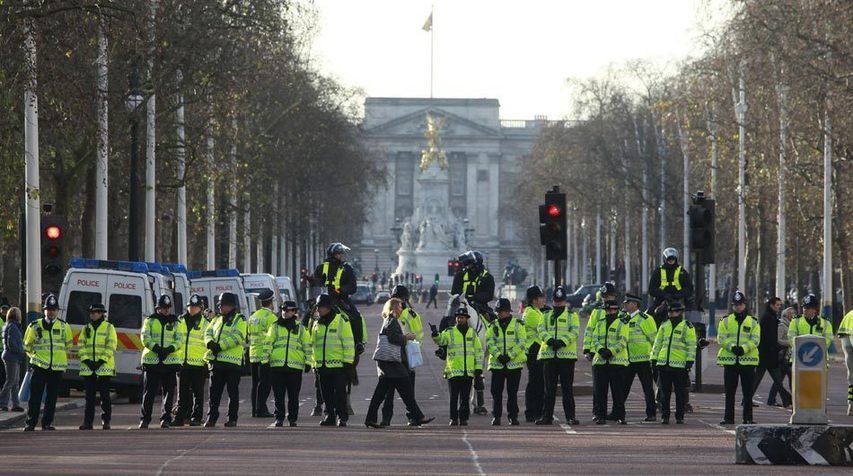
[514, 0, 852, 316]
[0, 1, 382, 297]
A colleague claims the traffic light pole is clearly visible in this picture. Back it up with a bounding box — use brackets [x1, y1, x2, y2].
[554, 259, 561, 288]
[694, 253, 705, 392]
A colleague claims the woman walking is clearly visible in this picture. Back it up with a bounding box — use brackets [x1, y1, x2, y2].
[365, 298, 433, 428]
[0, 307, 25, 412]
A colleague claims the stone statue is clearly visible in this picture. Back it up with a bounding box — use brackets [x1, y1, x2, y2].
[400, 220, 414, 249]
[453, 220, 467, 251]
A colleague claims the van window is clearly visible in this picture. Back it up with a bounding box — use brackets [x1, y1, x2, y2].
[173, 293, 184, 315]
[108, 294, 143, 329]
[66, 291, 103, 325]
[279, 289, 291, 300]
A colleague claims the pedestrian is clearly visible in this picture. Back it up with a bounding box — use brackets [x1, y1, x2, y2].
[0, 300, 8, 392]
[523, 285, 546, 423]
[590, 299, 629, 425]
[173, 294, 209, 427]
[248, 289, 277, 418]
[788, 293, 833, 361]
[380, 285, 423, 426]
[265, 300, 311, 427]
[365, 298, 433, 428]
[427, 283, 438, 309]
[78, 303, 117, 430]
[753, 297, 791, 408]
[620, 293, 658, 422]
[769, 307, 795, 407]
[486, 298, 526, 426]
[716, 291, 761, 425]
[23, 294, 73, 431]
[536, 286, 579, 426]
[0, 307, 25, 412]
[204, 292, 247, 428]
[311, 293, 355, 427]
[837, 308, 853, 416]
[651, 301, 695, 424]
[139, 294, 182, 429]
[430, 305, 483, 426]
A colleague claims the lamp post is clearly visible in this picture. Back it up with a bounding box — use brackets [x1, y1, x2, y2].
[374, 248, 379, 273]
[127, 69, 143, 261]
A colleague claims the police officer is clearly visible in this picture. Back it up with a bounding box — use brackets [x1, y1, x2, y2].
[265, 300, 311, 427]
[590, 300, 629, 425]
[430, 305, 483, 426]
[647, 248, 694, 320]
[620, 293, 658, 422]
[788, 293, 834, 361]
[173, 294, 208, 427]
[487, 298, 526, 426]
[248, 289, 277, 418]
[23, 294, 73, 431]
[139, 294, 182, 429]
[523, 285, 547, 422]
[380, 285, 423, 426]
[583, 282, 617, 362]
[536, 286, 579, 426]
[312, 294, 355, 427]
[651, 301, 695, 424]
[78, 303, 117, 430]
[838, 308, 853, 415]
[717, 291, 761, 425]
[204, 292, 247, 428]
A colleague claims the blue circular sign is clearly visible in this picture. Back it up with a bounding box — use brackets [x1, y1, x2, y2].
[797, 341, 823, 367]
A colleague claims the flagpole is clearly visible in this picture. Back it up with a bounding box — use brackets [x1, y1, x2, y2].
[430, 6, 434, 98]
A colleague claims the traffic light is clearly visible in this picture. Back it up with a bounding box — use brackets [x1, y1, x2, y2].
[539, 187, 567, 260]
[447, 259, 456, 276]
[689, 192, 715, 265]
[41, 214, 66, 294]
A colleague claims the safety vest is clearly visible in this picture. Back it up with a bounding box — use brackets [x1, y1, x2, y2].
[522, 306, 544, 351]
[622, 311, 658, 363]
[141, 315, 183, 366]
[537, 308, 579, 360]
[716, 314, 760, 366]
[660, 266, 683, 291]
[322, 261, 344, 290]
[265, 321, 312, 371]
[77, 320, 117, 377]
[486, 318, 526, 370]
[311, 312, 354, 369]
[23, 318, 73, 371]
[204, 312, 247, 367]
[839, 311, 853, 336]
[461, 269, 489, 297]
[590, 316, 629, 366]
[787, 315, 834, 361]
[248, 307, 277, 363]
[432, 325, 483, 379]
[0, 315, 5, 352]
[176, 313, 208, 367]
[651, 319, 696, 368]
[582, 307, 606, 353]
[399, 307, 424, 342]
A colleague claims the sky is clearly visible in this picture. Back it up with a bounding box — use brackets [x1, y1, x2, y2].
[309, 0, 730, 120]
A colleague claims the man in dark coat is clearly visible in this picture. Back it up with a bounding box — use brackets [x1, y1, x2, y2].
[752, 297, 790, 408]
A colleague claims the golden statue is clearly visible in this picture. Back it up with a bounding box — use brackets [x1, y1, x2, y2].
[420, 113, 448, 171]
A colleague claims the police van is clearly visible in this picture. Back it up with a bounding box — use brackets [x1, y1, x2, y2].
[58, 258, 158, 401]
[275, 276, 297, 304]
[242, 273, 282, 314]
[163, 263, 190, 314]
[188, 269, 256, 316]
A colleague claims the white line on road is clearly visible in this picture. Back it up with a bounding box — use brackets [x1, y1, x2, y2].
[559, 423, 577, 434]
[698, 419, 736, 435]
[155, 433, 216, 476]
[462, 429, 485, 475]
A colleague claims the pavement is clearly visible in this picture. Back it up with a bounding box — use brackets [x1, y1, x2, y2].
[1, 302, 851, 475]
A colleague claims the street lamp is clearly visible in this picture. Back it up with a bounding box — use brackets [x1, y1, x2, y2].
[127, 68, 143, 262]
[374, 248, 379, 273]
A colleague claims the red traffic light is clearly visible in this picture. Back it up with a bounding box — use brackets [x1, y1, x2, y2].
[45, 225, 62, 240]
[547, 204, 561, 217]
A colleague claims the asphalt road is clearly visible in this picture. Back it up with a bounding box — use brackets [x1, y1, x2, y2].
[1, 303, 850, 475]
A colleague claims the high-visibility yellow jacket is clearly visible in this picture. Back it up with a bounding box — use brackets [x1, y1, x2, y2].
[589, 315, 629, 366]
[787, 315, 833, 362]
[399, 306, 424, 342]
[486, 317, 526, 370]
[716, 313, 760, 366]
[651, 318, 696, 369]
[78, 319, 117, 377]
[141, 314, 183, 366]
[582, 307, 606, 353]
[247, 307, 277, 363]
[204, 312, 247, 367]
[433, 325, 483, 379]
[264, 320, 312, 371]
[522, 306, 544, 352]
[24, 318, 73, 371]
[176, 313, 208, 367]
[838, 311, 853, 336]
[621, 311, 658, 363]
[311, 312, 354, 369]
[537, 308, 579, 360]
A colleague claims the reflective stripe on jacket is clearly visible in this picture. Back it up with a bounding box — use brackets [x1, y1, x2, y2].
[78, 320, 117, 377]
[399, 307, 424, 342]
[204, 313, 247, 366]
[432, 325, 483, 378]
[787, 315, 833, 362]
[590, 316, 629, 366]
[660, 266, 683, 291]
[522, 306, 544, 351]
[248, 308, 277, 363]
[24, 319, 73, 371]
[311, 312, 354, 369]
[582, 308, 605, 353]
[651, 319, 696, 368]
[141, 315, 183, 366]
[265, 322, 312, 370]
[622, 311, 657, 363]
[537, 308, 579, 360]
[176, 314, 208, 367]
[716, 314, 760, 366]
[486, 318, 526, 370]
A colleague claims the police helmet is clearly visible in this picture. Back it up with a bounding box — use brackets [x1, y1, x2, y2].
[218, 292, 238, 308]
[454, 305, 470, 317]
[391, 285, 409, 300]
[495, 298, 512, 312]
[326, 242, 350, 259]
[472, 250, 484, 265]
[315, 294, 335, 309]
[802, 293, 819, 309]
[663, 247, 679, 262]
[668, 300, 685, 312]
[187, 294, 204, 308]
[458, 251, 476, 268]
[732, 291, 746, 304]
[604, 299, 620, 311]
[157, 294, 173, 309]
[600, 282, 617, 297]
[553, 286, 567, 302]
[283, 300, 298, 311]
[525, 285, 544, 302]
[257, 289, 274, 303]
[88, 303, 107, 313]
[43, 294, 59, 311]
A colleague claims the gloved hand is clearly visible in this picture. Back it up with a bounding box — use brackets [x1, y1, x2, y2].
[553, 340, 566, 349]
[698, 338, 710, 349]
[165, 345, 176, 354]
[598, 348, 613, 359]
[152, 344, 163, 354]
[207, 341, 222, 354]
[497, 354, 511, 365]
[474, 369, 483, 377]
[429, 323, 439, 337]
[356, 343, 365, 355]
[546, 338, 559, 349]
[685, 361, 694, 371]
[434, 348, 447, 360]
[304, 364, 312, 373]
[731, 345, 745, 356]
[94, 360, 106, 370]
[584, 350, 593, 361]
[83, 360, 96, 371]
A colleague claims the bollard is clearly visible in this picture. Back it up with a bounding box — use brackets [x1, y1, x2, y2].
[790, 335, 827, 425]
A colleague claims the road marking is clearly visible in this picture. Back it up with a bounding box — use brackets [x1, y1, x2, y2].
[559, 424, 577, 434]
[155, 434, 216, 476]
[698, 419, 736, 435]
[462, 429, 485, 475]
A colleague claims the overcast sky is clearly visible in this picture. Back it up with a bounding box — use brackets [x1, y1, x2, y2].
[309, 0, 729, 120]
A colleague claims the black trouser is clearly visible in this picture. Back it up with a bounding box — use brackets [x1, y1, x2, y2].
[382, 370, 415, 423]
[623, 361, 656, 418]
[592, 364, 626, 420]
[753, 364, 791, 406]
[271, 369, 303, 423]
[542, 359, 575, 420]
[473, 371, 485, 407]
[658, 366, 689, 419]
[141, 365, 177, 423]
[490, 368, 521, 419]
[525, 345, 545, 420]
[251, 362, 271, 415]
[449, 376, 473, 422]
[318, 367, 349, 422]
[176, 367, 206, 422]
[26, 367, 62, 428]
[427, 296, 437, 308]
[368, 374, 423, 423]
[208, 365, 241, 423]
[0, 361, 5, 392]
[724, 365, 755, 422]
[769, 363, 792, 404]
[314, 373, 324, 409]
[83, 375, 111, 425]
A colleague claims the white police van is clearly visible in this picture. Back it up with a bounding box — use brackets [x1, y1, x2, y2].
[242, 273, 282, 314]
[163, 263, 190, 314]
[187, 269, 256, 316]
[275, 276, 297, 304]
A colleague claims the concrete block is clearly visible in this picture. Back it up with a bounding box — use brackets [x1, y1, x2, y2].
[735, 424, 853, 465]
